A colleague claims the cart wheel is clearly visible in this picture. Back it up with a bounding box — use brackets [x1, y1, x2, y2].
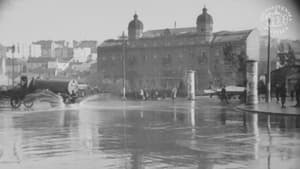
[10, 96, 21, 108]
[23, 100, 34, 108]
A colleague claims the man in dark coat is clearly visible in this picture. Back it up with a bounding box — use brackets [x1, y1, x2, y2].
[280, 83, 287, 108]
[221, 86, 229, 104]
[295, 80, 300, 107]
[290, 88, 294, 101]
[275, 83, 281, 103]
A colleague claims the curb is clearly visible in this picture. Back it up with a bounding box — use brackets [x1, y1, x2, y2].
[235, 104, 300, 116]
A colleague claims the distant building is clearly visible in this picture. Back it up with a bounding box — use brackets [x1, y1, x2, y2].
[54, 47, 73, 59]
[33, 40, 76, 59]
[53, 40, 74, 59]
[71, 61, 96, 73]
[73, 40, 97, 53]
[5, 43, 41, 59]
[27, 57, 55, 70]
[0, 45, 6, 75]
[27, 57, 55, 77]
[30, 44, 42, 57]
[73, 48, 92, 63]
[98, 7, 260, 93]
[48, 59, 71, 72]
[5, 58, 26, 81]
[0, 44, 9, 85]
[34, 40, 55, 58]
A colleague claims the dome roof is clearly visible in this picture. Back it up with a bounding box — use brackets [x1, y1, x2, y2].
[128, 14, 144, 30]
[197, 7, 213, 25]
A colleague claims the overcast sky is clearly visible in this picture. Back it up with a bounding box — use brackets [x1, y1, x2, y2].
[0, 0, 299, 45]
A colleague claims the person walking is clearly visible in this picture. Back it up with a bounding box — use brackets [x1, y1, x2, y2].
[140, 89, 145, 100]
[290, 88, 294, 102]
[172, 87, 177, 101]
[144, 88, 149, 100]
[221, 85, 229, 104]
[208, 83, 213, 98]
[275, 83, 281, 103]
[280, 83, 287, 108]
[295, 80, 300, 107]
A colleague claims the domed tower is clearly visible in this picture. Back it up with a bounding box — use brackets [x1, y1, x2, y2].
[196, 6, 213, 42]
[128, 13, 144, 41]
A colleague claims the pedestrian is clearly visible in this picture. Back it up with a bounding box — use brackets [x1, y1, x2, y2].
[290, 88, 294, 102]
[144, 88, 149, 100]
[172, 87, 177, 101]
[208, 83, 213, 98]
[154, 90, 159, 100]
[295, 80, 300, 107]
[242, 89, 247, 103]
[280, 83, 287, 108]
[221, 85, 228, 104]
[140, 89, 145, 100]
[258, 80, 265, 102]
[150, 89, 155, 100]
[275, 83, 280, 103]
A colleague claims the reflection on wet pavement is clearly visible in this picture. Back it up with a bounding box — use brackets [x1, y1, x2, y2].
[0, 97, 299, 169]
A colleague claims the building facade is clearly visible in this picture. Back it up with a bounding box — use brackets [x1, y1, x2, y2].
[98, 7, 260, 93]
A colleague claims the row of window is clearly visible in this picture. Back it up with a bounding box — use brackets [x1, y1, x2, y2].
[128, 38, 207, 48]
[100, 52, 208, 62]
[100, 56, 210, 68]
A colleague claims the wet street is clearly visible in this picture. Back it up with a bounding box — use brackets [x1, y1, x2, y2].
[0, 96, 299, 169]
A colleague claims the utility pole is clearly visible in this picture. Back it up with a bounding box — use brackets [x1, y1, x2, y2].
[266, 18, 271, 103]
[121, 32, 127, 100]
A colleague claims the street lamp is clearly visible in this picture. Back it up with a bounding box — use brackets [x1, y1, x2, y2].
[121, 32, 127, 100]
[266, 18, 271, 103]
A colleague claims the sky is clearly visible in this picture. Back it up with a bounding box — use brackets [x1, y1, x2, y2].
[0, 0, 299, 45]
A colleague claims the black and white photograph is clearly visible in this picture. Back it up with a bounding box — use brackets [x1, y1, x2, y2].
[0, 0, 300, 168]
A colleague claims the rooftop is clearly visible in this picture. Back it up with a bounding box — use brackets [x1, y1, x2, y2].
[212, 29, 253, 44]
[142, 27, 196, 38]
[99, 28, 255, 48]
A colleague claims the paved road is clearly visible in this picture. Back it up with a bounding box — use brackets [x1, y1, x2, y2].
[0, 96, 299, 169]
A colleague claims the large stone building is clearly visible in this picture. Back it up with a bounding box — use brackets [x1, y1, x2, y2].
[270, 40, 300, 94]
[98, 7, 260, 93]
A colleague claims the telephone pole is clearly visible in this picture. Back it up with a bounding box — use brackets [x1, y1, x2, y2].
[266, 18, 271, 103]
[121, 32, 127, 100]
[12, 45, 15, 87]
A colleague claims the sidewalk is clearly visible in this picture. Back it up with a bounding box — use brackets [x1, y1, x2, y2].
[236, 99, 300, 116]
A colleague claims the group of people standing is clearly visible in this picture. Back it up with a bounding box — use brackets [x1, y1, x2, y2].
[275, 80, 300, 108]
[138, 87, 178, 101]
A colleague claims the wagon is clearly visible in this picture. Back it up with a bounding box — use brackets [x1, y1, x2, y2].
[0, 78, 34, 108]
[0, 75, 79, 108]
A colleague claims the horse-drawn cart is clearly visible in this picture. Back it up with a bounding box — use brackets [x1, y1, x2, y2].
[0, 76, 34, 108]
[0, 76, 79, 108]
